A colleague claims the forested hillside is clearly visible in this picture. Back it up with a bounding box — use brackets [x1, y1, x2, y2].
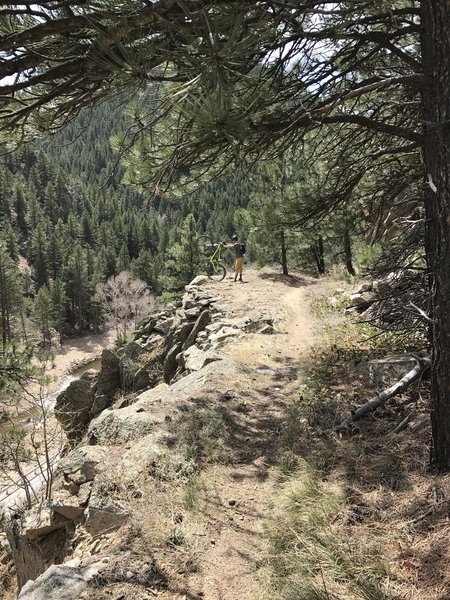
[0, 98, 373, 348]
[0, 100, 254, 344]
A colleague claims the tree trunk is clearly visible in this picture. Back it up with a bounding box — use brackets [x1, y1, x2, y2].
[311, 237, 325, 275]
[344, 226, 355, 276]
[0, 263, 7, 350]
[421, 1, 450, 471]
[280, 230, 289, 275]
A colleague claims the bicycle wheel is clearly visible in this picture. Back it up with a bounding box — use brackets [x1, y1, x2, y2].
[197, 235, 214, 256]
[207, 262, 226, 282]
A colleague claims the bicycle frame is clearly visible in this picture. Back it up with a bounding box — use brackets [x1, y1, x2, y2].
[207, 243, 223, 271]
[197, 235, 227, 281]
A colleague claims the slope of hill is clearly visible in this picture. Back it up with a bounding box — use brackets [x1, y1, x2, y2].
[2, 268, 448, 600]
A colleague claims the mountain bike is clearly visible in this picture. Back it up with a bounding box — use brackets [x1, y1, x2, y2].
[196, 235, 227, 281]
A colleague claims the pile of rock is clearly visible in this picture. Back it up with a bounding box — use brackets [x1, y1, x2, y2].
[55, 275, 274, 443]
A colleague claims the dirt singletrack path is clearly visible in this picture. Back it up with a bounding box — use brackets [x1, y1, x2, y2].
[161, 268, 330, 600]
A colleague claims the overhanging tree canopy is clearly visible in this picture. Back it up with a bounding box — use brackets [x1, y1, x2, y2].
[1, 1, 450, 470]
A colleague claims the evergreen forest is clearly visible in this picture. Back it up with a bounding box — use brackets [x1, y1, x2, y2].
[0, 99, 372, 350]
[0, 99, 256, 346]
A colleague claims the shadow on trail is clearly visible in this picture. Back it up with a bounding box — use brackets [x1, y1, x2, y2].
[215, 369, 299, 467]
[257, 271, 318, 287]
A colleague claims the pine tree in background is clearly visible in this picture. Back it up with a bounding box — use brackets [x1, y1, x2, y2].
[50, 279, 68, 345]
[0, 245, 22, 349]
[14, 185, 27, 233]
[131, 249, 162, 294]
[29, 224, 49, 287]
[1, 221, 19, 262]
[162, 214, 200, 290]
[32, 286, 53, 348]
[64, 245, 90, 331]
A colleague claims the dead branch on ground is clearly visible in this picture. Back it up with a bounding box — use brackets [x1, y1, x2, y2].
[340, 356, 431, 428]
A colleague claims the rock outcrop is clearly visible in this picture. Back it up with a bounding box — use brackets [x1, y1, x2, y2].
[12, 275, 279, 594]
[7, 503, 75, 589]
[54, 379, 94, 443]
[55, 349, 121, 443]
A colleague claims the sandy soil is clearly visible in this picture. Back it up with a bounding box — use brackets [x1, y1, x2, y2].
[35, 328, 117, 393]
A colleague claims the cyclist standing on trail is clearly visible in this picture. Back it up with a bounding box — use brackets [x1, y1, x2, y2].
[224, 235, 246, 282]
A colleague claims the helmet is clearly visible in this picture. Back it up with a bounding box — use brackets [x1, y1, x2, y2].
[232, 235, 238, 241]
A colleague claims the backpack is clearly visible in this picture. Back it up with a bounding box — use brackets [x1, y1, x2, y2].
[239, 241, 246, 255]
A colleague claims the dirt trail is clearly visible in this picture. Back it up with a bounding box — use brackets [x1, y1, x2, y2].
[163, 268, 331, 600]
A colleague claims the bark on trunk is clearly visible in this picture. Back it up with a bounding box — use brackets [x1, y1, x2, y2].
[421, 1, 450, 471]
[311, 237, 325, 275]
[280, 230, 289, 275]
[344, 226, 356, 276]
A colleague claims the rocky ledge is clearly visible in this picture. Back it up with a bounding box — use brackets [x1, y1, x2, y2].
[4, 275, 276, 597]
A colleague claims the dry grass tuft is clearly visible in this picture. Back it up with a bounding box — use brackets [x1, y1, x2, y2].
[266, 462, 388, 600]
[169, 404, 233, 464]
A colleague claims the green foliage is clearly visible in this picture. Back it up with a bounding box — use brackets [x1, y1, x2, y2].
[32, 286, 53, 346]
[160, 214, 201, 290]
[0, 100, 254, 339]
[0, 340, 34, 392]
[167, 528, 185, 547]
[353, 241, 384, 274]
[152, 454, 197, 482]
[0, 244, 23, 348]
[183, 476, 202, 510]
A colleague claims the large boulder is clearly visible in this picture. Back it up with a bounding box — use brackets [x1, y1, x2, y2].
[171, 360, 251, 395]
[135, 316, 156, 337]
[183, 307, 202, 320]
[350, 291, 375, 310]
[355, 281, 373, 294]
[79, 369, 98, 385]
[76, 349, 122, 430]
[185, 275, 209, 289]
[239, 311, 274, 333]
[57, 446, 108, 488]
[84, 478, 128, 535]
[163, 344, 182, 383]
[7, 508, 74, 590]
[179, 345, 221, 372]
[86, 405, 155, 445]
[21, 501, 68, 540]
[55, 379, 94, 443]
[132, 383, 185, 421]
[96, 349, 120, 398]
[117, 433, 164, 481]
[208, 326, 242, 346]
[154, 317, 175, 335]
[18, 561, 108, 600]
[139, 333, 164, 351]
[173, 321, 195, 344]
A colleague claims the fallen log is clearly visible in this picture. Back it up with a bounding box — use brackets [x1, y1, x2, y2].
[340, 356, 431, 427]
